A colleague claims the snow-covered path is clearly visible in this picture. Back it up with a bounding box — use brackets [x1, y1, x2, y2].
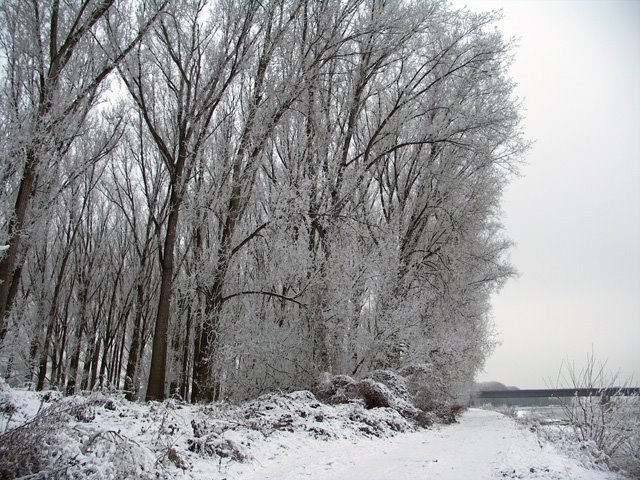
[226, 409, 623, 480]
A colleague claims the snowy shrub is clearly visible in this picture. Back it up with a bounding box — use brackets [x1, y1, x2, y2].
[0, 385, 431, 478]
[616, 423, 640, 478]
[505, 354, 640, 477]
[314, 373, 359, 405]
[434, 402, 464, 425]
[241, 390, 336, 437]
[312, 372, 439, 428]
[355, 379, 396, 409]
[38, 389, 63, 404]
[66, 427, 159, 479]
[363, 370, 411, 403]
[238, 389, 416, 439]
[0, 380, 18, 429]
[399, 363, 445, 411]
[242, 391, 323, 421]
[0, 377, 10, 394]
[188, 434, 249, 462]
[346, 405, 414, 436]
[313, 374, 400, 410]
[397, 363, 466, 423]
[165, 446, 191, 470]
[0, 394, 162, 479]
[359, 370, 440, 426]
[552, 355, 640, 475]
[0, 397, 90, 478]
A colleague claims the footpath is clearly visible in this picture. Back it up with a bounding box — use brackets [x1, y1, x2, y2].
[228, 409, 625, 480]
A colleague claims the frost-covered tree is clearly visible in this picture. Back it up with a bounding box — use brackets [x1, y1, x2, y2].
[0, 0, 524, 404]
[117, 0, 263, 401]
[0, 0, 165, 342]
[180, 1, 524, 402]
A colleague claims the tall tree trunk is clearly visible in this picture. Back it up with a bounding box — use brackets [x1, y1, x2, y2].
[99, 341, 109, 388]
[66, 278, 89, 394]
[26, 332, 40, 386]
[180, 305, 192, 400]
[146, 202, 180, 401]
[4, 355, 13, 382]
[54, 320, 68, 388]
[89, 337, 101, 390]
[191, 172, 243, 403]
[80, 329, 97, 391]
[192, 274, 224, 403]
[36, 314, 56, 391]
[113, 322, 127, 389]
[66, 323, 84, 395]
[124, 282, 145, 400]
[0, 156, 36, 342]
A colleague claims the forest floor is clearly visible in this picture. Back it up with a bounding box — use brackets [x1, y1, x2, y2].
[0, 386, 630, 479]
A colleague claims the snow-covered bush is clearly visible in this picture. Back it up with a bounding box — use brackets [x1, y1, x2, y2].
[399, 363, 448, 410]
[555, 394, 640, 477]
[239, 389, 415, 438]
[0, 378, 18, 427]
[188, 435, 248, 462]
[314, 373, 359, 405]
[502, 355, 640, 477]
[356, 378, 398, 409]
[553, 355, 640, 476]
[0, 383, 447, 478]
[363, 370, 412, 403]
[0, 393, 161, 479]
[314, 372, 406, 410]
[313, 370, 464, 427]
[616, 421, 640, 478]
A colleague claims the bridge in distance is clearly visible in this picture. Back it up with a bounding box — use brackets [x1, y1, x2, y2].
[474, 387, 640, 400]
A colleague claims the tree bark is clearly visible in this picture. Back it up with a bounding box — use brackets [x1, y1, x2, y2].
[180, 307, 192, 401]
[124, 282, 145, 400]
[146, 201, 180, 401]
[192, 273, 224, 403]
[0, 156, 36, 342]
[66, 322, 84, 395]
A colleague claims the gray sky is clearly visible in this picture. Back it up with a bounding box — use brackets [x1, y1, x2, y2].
[454, 0, 640, 388]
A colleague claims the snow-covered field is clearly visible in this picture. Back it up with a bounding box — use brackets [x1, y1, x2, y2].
[0, 387, 630, 479]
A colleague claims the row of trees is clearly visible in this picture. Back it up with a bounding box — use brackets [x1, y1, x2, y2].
[0, 0, 524, 403]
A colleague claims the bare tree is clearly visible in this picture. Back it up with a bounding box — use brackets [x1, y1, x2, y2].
[118, 0, 260, 400]
[0, 0, 165, 342]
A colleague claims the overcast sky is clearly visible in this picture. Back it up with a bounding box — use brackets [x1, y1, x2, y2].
[453, 0, 640, 388]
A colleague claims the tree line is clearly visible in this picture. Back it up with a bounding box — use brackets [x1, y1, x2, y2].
[0, 0, 524, 403]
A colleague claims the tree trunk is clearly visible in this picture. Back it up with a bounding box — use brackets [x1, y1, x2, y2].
[4, 355, 13, 382]
[80, 330, 96, 391]
[113, 322, 127, 389]
[66, 323, 84, 395]
[36, 314, 56, 391]
[146, 203, 180, 401]
[180, 306, 192, 400]
[124, 283, 144, 400]
[0, 156, 36, 342]
[191, 172, 243, 403]
[191, 279, 223, 403]
[26, 333, 40, 386]
[89, 337, 101, 390]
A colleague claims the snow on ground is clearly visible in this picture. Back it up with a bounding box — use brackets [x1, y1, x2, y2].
[225, 409, 625, 480]
[0, 385, 630, 479]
